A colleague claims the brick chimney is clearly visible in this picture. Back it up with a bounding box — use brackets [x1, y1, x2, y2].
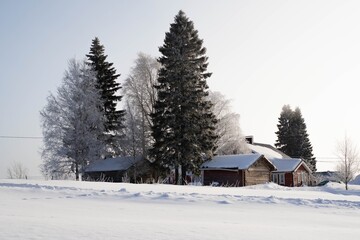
[245, 136, 254, 144]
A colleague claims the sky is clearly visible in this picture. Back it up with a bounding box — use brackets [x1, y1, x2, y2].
[1, 0, 360, 178]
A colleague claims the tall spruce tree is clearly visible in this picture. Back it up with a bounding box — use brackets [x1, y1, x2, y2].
[86, 37, 125, 154]
[150, 10, 218, 184]
[275, 105, 316, 172]
[275, 105, 293, 155]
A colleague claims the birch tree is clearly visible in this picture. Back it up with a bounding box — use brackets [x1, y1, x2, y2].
[336, 135, 359, 190]
[123, 53, 160, 157]
[40, 59, 106, 180]
[208, 91, 248, 155]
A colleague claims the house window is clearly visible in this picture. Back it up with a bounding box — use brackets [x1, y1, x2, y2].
[273, 174, 278, 184]
[279, 173, 285, 185]
[272, 173, 285, 185]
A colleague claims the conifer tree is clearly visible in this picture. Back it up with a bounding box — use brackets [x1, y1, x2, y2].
[291, 107, 316, 172]
[86, 37, 125, 154]
[275, 105, 316, 172]
[150, 10, 218, 184]
[275, 105, 293, 155]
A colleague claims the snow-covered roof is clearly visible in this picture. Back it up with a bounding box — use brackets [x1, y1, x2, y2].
[246, 142, 313, 173]
[270, 158, 302, 172]
[85, 156, 143, 172]
[314, 171, 341, 182]
[201, 154, 267, 170]
[247, 143, 289, 159]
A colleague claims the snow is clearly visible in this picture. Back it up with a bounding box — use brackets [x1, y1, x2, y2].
[350, 174, 360, 185]
[85, 156, 142, 172]
[247, 143, 285, 159]
[1, 179, 360, 240]
[270, 158, 302, 172]
[201, 153, 263, 169]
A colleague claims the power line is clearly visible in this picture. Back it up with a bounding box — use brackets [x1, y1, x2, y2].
[0, 135, 43, 139]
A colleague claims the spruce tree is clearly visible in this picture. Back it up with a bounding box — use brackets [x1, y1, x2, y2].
[275, 105, 293, 155]
[275, 105, 316, 172]
[86, 37, 125, 154]
[291, 107, 316, 172]
[150, 10, 218, 184]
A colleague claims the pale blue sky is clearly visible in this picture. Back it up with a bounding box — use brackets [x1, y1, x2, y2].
[1, 0, 360, 178]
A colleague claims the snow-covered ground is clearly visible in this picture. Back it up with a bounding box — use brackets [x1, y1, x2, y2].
[1, 179, 360, 240]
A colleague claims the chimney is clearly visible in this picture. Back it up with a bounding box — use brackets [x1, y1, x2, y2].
[245, 136, 254, 144]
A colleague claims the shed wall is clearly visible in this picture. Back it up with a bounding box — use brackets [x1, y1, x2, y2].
[294, 164, 311, 186]
[203, 170, 243, 186]
[285, 172, 293, 187]
[245, 158, 272, 186]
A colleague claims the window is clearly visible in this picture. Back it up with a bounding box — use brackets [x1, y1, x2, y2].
[272, 174, 278, 184]
[272, 173, 285, 185]
[279, 173, 285, 185]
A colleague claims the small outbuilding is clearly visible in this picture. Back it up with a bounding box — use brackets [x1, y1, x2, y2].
[201, 154, 276, 187]
[83, 156, 143, 182]
[270, 158, 313, 187]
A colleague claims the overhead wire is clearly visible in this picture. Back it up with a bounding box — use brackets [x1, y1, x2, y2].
[0, 135, 43, 139]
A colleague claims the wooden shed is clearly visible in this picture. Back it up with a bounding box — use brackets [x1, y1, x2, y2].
[83, 156, 144, 182]
[200, 154, 276, 187]
[270, 158, 313, 187]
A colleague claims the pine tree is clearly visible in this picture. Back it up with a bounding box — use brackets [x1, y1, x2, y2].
[86, 37, 125, 154]
[275, 105, 316, 172]
[150, 10, 218, 184]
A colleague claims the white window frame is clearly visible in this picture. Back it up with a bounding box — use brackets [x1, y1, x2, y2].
[279, 173, 285, 185]
[272, 173, 285, 185]
[272, 174, 278, 184]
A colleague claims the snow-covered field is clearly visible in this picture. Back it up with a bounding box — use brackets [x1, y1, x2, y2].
[1, 180, 360, 240]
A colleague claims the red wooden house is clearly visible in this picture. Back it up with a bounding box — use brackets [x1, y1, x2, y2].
[270, 158, 313, 187]
[200, 154, 276, 187]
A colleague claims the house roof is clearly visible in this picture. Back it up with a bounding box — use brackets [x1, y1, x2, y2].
[247, 142, 312, 173]
[201, 154, 275, 170]
[314, 171, 341, 182]
[247, 143, 290, 159]
[270, 158, 303, 172]
[84, 156, 143, 172]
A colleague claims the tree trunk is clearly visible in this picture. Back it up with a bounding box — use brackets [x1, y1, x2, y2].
[75, 162, 79, 181]
[174, 165, 179, 185]
[181, 165, 187, 185]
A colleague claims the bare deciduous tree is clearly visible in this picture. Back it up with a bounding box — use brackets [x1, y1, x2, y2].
[7, 161, 28, 179]
[208, 91, 249, 155]
[336, 135, 359, 190]
[40, 59, 106, 180]
[123, 53, 160, 157]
